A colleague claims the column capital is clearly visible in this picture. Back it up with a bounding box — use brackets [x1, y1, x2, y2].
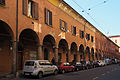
[53, 46, 59, 49]
[67, 47, 71, 51]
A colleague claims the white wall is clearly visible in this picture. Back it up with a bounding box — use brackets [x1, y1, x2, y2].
[109, 37, 120, 52]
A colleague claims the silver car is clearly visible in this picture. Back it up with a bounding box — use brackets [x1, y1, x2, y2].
[23, 60, 58, 78]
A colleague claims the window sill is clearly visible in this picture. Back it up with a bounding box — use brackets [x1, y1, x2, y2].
[80, 37, 84, 39]
[45, 23, 53, 27]
[0, 4, 5, 8]
[60, 28, 66, 32]
[72, 34, 76, 36]
[23, 15, 39, 21]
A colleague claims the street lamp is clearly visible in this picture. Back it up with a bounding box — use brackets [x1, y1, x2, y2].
[15, 0, 18, 76]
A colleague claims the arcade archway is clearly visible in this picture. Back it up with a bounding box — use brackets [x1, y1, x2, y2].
[91, 48, 94, 61]
[70, 42, 77, 62]
[43, 35, 56, 61]
[18, 29, 39, 70]
[0, 20, 14, 73]
[79, 44, 84, 61]
[85, 46, 90, 61]
[58, 39, 68, 63]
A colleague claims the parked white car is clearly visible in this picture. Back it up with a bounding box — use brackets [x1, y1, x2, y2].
[104, 58, 111, 65]
[23, 60, 58, 78]
[97, 60, 106, 66]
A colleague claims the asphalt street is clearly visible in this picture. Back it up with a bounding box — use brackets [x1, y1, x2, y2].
[8, 64, 120, 80]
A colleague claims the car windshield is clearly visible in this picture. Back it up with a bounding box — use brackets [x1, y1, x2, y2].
[64, 63, 70, 66]
[25, 61, 34, 66]
[39, 61, 51, 65]
[80, 61, 84, 64]
[76, 62, 81, 65]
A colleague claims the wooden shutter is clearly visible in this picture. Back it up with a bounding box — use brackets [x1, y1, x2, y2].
[45, 8, 48, 24]
[82, 31, 84, 38]
[31, 2, 34, 18]
[79, 30, 82, 38]
[88, 34, 90, 40]
[23, 0, 27, 16]
[49, 11, 52, 26]
[34, 2, 38, 20]
[65, 22, 67, 31]
[60, 19, 62, 29]
[74, 27, 76, 35]
[91, 36, 94, 42]
[86, 33, 88, 40]
[71, 25, 73, 33]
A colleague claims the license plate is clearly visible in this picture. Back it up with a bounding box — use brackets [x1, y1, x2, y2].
[25, 73, 30, 75]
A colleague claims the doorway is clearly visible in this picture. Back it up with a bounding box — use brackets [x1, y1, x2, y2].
[44, 48, 49, 60]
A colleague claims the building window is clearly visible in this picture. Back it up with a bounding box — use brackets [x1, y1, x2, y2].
[80, 30, 84, 38]
[115, 40, 117, 43]
[0, 0, 5, 6]
[23, 0, 38, 20]
[71, 25, 76, 36]
[45, 8, 52, 26]
[60, 19, 67, 32]
[86, 33, 90, 41]
[100, 41, 102, 49]
[104, 43, 106, 49]
[96, 38, 97, 46]
[91, 36, 94, 42]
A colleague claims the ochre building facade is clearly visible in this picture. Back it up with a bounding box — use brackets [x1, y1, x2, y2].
[0, 0, 119, 74]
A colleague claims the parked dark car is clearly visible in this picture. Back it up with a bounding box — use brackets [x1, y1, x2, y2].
[80, 61, 86, 70]
[111, 58, 118, 64]
[79, 61, 91, 69]
[71, 62, 84, 71]
[91, 61, 99, 68]
[57, 62, 75, 74]
[84, 61, 93, 69]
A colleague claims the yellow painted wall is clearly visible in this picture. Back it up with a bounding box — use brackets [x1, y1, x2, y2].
[48, 0, 59, 6]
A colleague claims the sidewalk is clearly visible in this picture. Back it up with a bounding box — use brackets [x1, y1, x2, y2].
[0, 73, 15, 80]
[0, 71, 24, 80]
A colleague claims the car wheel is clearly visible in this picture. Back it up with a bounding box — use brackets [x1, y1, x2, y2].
[76, 68, 79, 71]
[72, 68, 75, 72]
[61, 69, 65, 74]
[86, 66, 88, 69]
[54, 70, 58, 75]
[23, 73, 26, 78]
[83, 67, 85, 70]
[38, 72, 43, 79]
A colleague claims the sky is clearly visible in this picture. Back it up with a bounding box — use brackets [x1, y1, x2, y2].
[64, 0, 120, 36]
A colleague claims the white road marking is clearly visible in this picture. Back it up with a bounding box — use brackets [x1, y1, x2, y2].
[92, 77, 99, 80]
[101, 73, 105, 76]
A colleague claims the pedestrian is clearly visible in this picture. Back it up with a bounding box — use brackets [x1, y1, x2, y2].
[51, 57, 55, 65]
[72, 59, 76, 65]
